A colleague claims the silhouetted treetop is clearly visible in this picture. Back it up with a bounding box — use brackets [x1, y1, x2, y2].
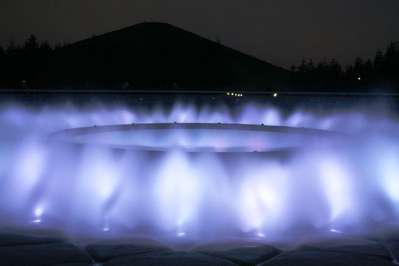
[0, 23, 398, 92]
[291, 41, 399, 91]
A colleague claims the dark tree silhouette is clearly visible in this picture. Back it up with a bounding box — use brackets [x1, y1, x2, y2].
[0, 30, 398, 92]
[374, 50, 384, 74]
[24, 35, 39, 50]
[384, 42, 399, 80]
[0, 45, 4, 83]
[0, 35, 56, 87]
[329, 59, 342, 78]
[291, 41, 399, 91]
[6, 41, 18, 55]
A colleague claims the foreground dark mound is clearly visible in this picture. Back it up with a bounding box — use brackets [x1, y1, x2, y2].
[43, 22, 289, 89]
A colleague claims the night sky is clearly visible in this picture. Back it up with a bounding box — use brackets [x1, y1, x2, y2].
[1, 0, 398, 68]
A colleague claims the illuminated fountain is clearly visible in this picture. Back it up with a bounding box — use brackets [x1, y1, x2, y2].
[0, 102, 398, 244]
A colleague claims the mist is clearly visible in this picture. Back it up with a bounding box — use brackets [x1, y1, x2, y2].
[0, 101, 398, 246]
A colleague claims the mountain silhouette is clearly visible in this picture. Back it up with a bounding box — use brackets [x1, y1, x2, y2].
[43, 22, 289, 90]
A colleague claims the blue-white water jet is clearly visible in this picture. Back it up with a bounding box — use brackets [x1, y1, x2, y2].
[0, 102, 398, 244]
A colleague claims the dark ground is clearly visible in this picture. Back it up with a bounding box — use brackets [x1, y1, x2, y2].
[1, 230, 399, 266]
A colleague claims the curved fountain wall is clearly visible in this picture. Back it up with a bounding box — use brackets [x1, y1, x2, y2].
[0, 102, 398, 243]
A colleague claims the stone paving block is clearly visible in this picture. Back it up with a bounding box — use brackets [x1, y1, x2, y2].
[0, 232, 63, 247]
[0, 242, 92, 266]
[259, 250, 394, 266]
[104, 251, 238, 266]
[298, 237, 391, 259]
[200, 245, 280, 265]
[86, 243, 171, 262]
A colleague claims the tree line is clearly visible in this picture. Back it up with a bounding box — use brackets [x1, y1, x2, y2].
[290, 42, 399, 91]
[0, 35, 70, 88]
[0, 34, 398, 91]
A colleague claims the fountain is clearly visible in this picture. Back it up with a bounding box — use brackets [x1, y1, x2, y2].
[0, 102, 398, 245]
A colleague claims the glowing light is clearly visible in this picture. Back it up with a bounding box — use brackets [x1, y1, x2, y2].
[273, 92, 278, 98]
[34, 206, 44, 218]
[177, 231, 186, 237]
[14, 142, 47, 190]
[79, 149, 119, 200]
[377, 147, 399, 205]
[238, 163, 287, 232]
[0, 103, 399, 243]
[31, 206, 44, 224]
[257, 232, 265, 238]
[155, 151, 202, 230]
[319, 157, 354, 222]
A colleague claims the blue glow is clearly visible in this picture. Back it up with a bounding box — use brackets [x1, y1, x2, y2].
[0, 102, 397, 244]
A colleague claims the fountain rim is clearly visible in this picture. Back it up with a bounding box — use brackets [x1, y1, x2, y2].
[49, 123, 343, 153]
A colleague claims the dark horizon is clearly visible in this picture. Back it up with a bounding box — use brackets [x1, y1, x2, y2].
[2, 21, 399, 71]
[0, 21, 398, 92]
[1, 0, 399, 68]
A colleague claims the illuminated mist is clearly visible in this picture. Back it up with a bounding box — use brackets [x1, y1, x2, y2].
[0, 102, 398, 244]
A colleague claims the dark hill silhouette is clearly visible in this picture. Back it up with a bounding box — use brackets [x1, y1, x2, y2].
[43, 22, 290, 89]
